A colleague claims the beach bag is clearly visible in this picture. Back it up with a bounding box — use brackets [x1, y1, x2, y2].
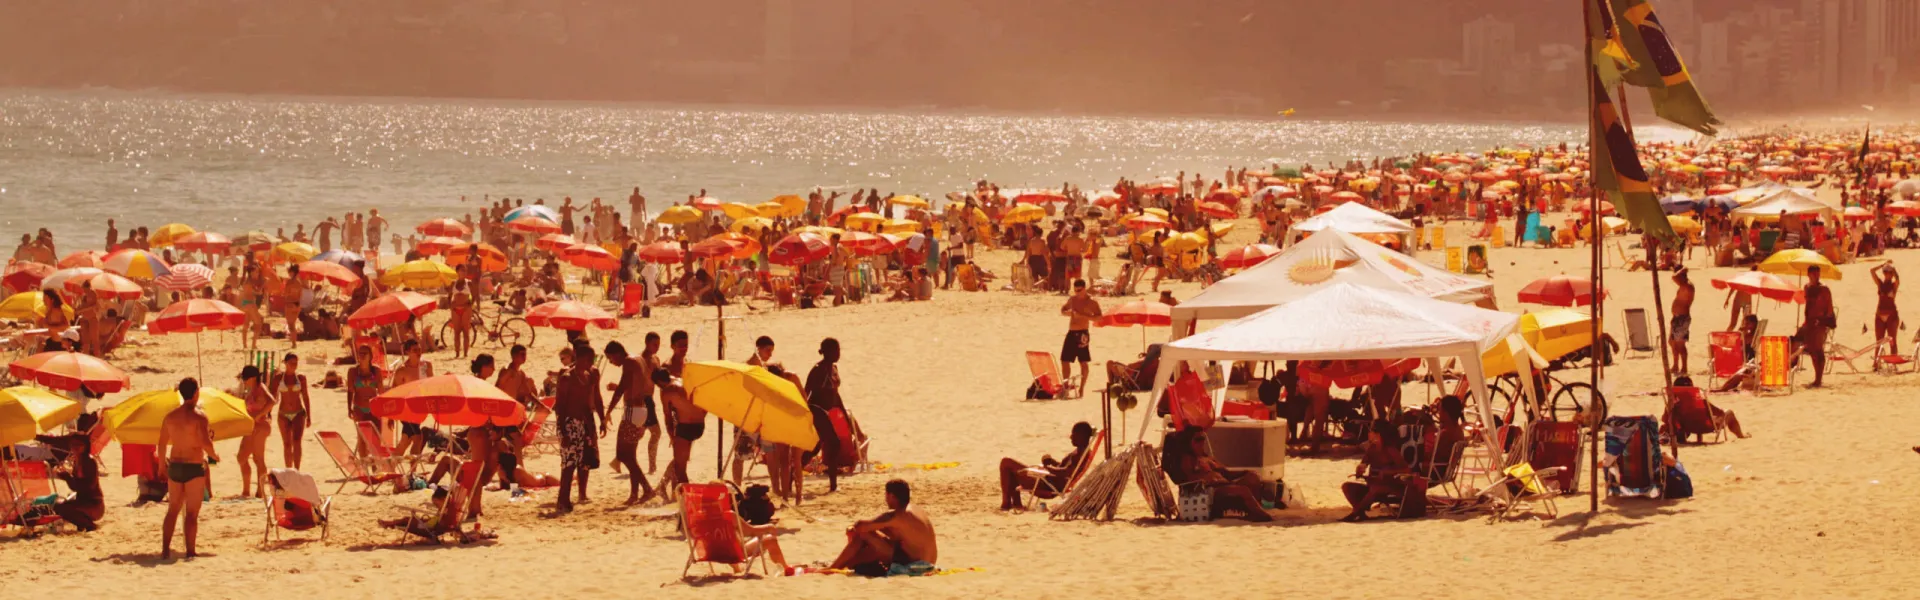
[825, 409, 860, 469]
[1664, 462, 1694, 499]
[737, 485, 776, 525]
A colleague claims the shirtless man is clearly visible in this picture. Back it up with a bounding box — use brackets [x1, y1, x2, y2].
[1873, 264, 1901, 355]
[602, 341, 658, 505]
[828, 479, 939, 575]
[366, 209, 388, 264]
[315, 217, 337, 253]
[631, 333, 666, 472]
[345, 213, 365, 255]
[628, 187, 647, 235]
[390, 340, 434, 457]
[156, 378, 218, 559]
[656, 367, 704, 498]
[1670, 268, 1695, 375]
[552, 344, 603, 512]
[1059, 279, 1103, 396]
[1802, 266, 1835, 388]
[1024, 228, 1050, 291]
[496, 344, 538, 408]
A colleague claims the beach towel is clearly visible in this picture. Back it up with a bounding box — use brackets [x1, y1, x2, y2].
[121, 443, 158, 478]
[1602, 416, 1666, 498]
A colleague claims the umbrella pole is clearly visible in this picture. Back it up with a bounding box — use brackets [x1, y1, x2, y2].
[1583, 7, 1603, 514]
[195, 331, 204, 381]
[716, 301, 726, 479]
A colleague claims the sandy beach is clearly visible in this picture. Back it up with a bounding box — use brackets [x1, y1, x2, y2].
[6, 203, 1920, 599]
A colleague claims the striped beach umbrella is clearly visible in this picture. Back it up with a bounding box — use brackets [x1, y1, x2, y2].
[72, 272, 143, 301]
[503, 205, 560, 223]
[173, 231, 233, 254]
[102, 249, 172, 280]
[507, 216, 562, 235]
[296, 260, 362, 288]
[346, 291, 438, 329]
[417, 218, 471, 238]
[524, 300, 617, 331]
[39, 268, 102, 294]
[57, 251, 106, 269]
[9, 352, 129, 394]
[312, 250, 365, 268]
[154, 264, 215, 291]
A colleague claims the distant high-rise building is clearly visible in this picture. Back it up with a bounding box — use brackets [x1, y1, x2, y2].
[1890, 0, 1920, 90]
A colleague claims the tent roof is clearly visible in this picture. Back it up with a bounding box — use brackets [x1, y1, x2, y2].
[1164, 283, 1519, 362]
[1288, 201, 1414, 234]
[1731, 187, 1834, 220]
[1172, 229, 1491, 323]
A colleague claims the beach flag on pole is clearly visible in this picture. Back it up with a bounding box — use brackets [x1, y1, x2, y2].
[1855, 128, 1872, 187]
[1600, 0, 1721, 135]
[1587, 67, 1673, 242]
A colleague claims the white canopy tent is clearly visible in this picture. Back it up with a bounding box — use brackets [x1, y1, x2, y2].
[1172, 229, 1492, 336]
[1730, 187, 1835, 222]
[1285, 201, 1414, 246]
[1143, 283, 1526, 452]
[1727, 180, 1790, 204]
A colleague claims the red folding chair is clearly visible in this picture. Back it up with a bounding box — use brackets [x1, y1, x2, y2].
[1, 460, 58, 531]
[1024, 351, 1068, 399]
[1708, 331, 1745, 388]
[1663, 386, 1727, 444]
[315, 431, 402, 494]
[678, 481, 766, 577]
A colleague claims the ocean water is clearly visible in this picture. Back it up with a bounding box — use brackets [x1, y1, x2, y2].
[0, 91, 1627, 251]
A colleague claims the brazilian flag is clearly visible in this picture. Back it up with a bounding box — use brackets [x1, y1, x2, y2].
[1608, 0, 1722, 136]
[1589, 68, 1675, 241]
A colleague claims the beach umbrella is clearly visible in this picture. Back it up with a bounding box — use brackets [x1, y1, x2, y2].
[103, 249, 172, 280]
[232, 231, 279, 252]
[657, 206, 703, 226]
[507, 216, 562, 235]
[154, 264, 216, 291]
[416, 236, 465, 255]
[880, 219, 924, 236]
[444, 243, 508, 273]
[767, 194, 807, 218]
[706, 233, 763, 259]
[73, 272, 143, 301]
[312, 250, 365, 268]
[536, 233, 578, 252]
[1575, 200, 1617, 215]
[0, 386, 81, 446]
[103, 388, 254, 444]
[1197, 202, 1237, 219]
[792, 226, 844, 238]
[836, 231, 896, 256]
[719, 202, 763, 220]
[1142, 207, 1171, 219]
[844, 212, 886, 231]
[503, 205, 560, 224]
[769, 233, 831, 266]
[371, 374, 524, 427]
[1098, 300, 1172, 346]
[1013, 190, 1067, 205]
[729, 217, 774, 233]
[347, 291, 438, 329]
[9, 352, 128, 394]
[689, 197, 724, 212]
[755, 201, 791, 218]
[1658, 195, 1699, 214]
[1711, 270, 1803, 304]
[417, 218, 471, 238]
[1162, 231, 1209, 253]
[173, 231, 233, 255]
[1219, 244, 1282, 270]
[1125, 213, 1173, 231]
[39, 268, 103, 294]
[1093, 192, 1127, 208]
[57, 251, 106, 269]
[563, 243, 621, 271]
[2, 262, 54, 294]
[379, 260, 458, 289]
[1297, 359, 1421, 389]
[270, 242, 318, 264]
[1889, 200, 1920, 217]
[637, 241, 686, 264]
[149, 223, 197, 248]
[0, 291, 74, 321]
[888, 195, 930, 209]
[1707, 183, 1739, 195]
[1758, 249, 1841, 280]
[1666, 215, 1703, 234]
[682, 361, 817, 450]
[295, 260, 362, 288]
[1842, 206, 1874, 221]
[1001, 205, 1045, 225]
[1136, 178, 1180, 194]
[688, 238, 737, 260]
[525, 300, 617, 331]
[1520, 309, 1596, 361]
[1517, 274, 1599, 307]
[149, 298, 248, 379]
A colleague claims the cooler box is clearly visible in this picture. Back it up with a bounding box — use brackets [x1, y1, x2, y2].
[1206, 419, 1287, 482]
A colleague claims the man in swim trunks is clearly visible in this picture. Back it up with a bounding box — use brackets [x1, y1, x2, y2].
[157, 378, 218, 559]
[829, 479, 939, 577]
[553, 344, 603, 512]
[602, 341, 657, 505]
[1801, 265, 1835, 388]
[656, 367, 704, 498]
[1059, 279, 1103, 396]
[1670, 268, 1694, 375]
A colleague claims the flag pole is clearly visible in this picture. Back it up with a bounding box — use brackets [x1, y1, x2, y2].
[1582, 0, 1605, 513]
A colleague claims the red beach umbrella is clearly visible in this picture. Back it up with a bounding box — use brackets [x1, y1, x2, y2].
[1517, 275, 1600, 307]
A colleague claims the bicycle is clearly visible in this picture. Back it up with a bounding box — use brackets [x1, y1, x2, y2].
[1487, 370, 1604, 423]
[439, 303, 534, 350]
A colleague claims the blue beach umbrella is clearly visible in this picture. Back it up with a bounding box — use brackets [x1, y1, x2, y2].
[504, 205, 560, 224]
[1658, 195, 1699, 215]
[312, 250, 364, 267]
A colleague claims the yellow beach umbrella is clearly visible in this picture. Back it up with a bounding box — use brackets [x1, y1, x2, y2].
[102, 388, 255, 445]
[379, 259, 459, 289]
[887, 195, 930, 209]
[682, 361, 818, 449]
[0, 386, 81, 446]
[729, 216, 774, 233]
[0, 291, 74, 321]
[719, 202, 763, 220]
[769, 194, 807, 218]
[1666, 215, 1702, 234]
[1759, 249, 1841, 280]
[1208, 222, 1236, 237]
[271, 241, 318, 263]
[1001, 204, 1045, 225]
[1480, 335, 1550, 378]
[1520, 308, 1596, 361]
[657, 206, 703, 226]
[793, 226, 844, 238]
[844, 212, 886, 231]
[149, 223, 198, 248]
[755, 201, 790, 218]
[880, 218, 925, 235]
[1143, 207, 1171, 219]
[1163, 231, 1209, 253]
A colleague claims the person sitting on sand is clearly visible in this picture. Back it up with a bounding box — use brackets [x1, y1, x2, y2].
[1162, 427, 1274, 521]
[1671, 376, 1750, 440]
[828, 479, 939, 577]
[996, 421, 1094, 511]
[32, 417, 104, 532]
[1340, 420, 1414, 522]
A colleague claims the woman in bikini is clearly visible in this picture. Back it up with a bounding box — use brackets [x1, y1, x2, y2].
[72, 287, 102, 356]
[1873, 264, 1902, 355]
[237, 365, 276, 498]
[281, 265, 306, 348]
[449, 280, 474, 359]
[236, 267, 263, 349]
[39, 289, 71, 348]
[276, 353, 311, 469]
[347, 344, 385, 455]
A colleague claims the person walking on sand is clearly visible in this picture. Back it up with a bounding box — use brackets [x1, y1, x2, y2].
[553, 344, 603, 512]
[237, 365, 275, 498]
[655, 367, 702, 498]
[1873, 264, 1901, 355]
[603, 341, 658, 506]
[157, 378, 218, 559]
[1060, 279, 1102, 396]
[275, 353, 311, 470]
[1801, 265, 1836, 388]
[1670, 268, 1695, 375]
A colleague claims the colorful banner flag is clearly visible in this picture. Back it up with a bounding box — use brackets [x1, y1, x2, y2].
[1588, 68, 1675, 241]
[1607, 0, 1722, 136]
[1855, 128, 1872, 186]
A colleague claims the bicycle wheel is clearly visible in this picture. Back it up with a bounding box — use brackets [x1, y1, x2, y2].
[494, 317, 533, 348]
[1550, 382, 1602, 422]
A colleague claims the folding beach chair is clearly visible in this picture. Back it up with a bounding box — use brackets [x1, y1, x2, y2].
[1483, 463, 1565, 521]
[1662, 386, 1727, 444]
[387, 460, 474, 545]
[1826, 335, 1881, 375]
[1019, 429, 1107, 508]
[518, 401, 557, 458]
[263, 468, 331, 543]
[1024, 351, 1071, 400]
[1876, 335, 1918, 375]
[315, 431, 402, 494]
[1620, 308, 1655, 359]
[1756, 335, 1796, 395]
[2, 460, 59, 533]
[1708, 331, 1745, 388]
[679, 481, 768, 578]
[1602, 416, 1667, 498]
